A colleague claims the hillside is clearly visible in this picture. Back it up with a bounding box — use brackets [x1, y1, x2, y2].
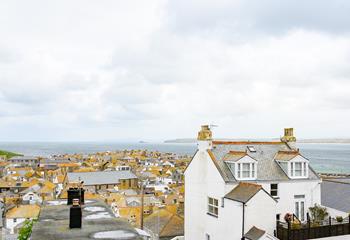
[0, 150, 22, 159]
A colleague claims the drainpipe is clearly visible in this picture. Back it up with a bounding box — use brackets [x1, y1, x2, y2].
[241, 203, 245, 240]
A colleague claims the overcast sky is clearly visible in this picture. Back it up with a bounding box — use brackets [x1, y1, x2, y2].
[0, 0, 350, 141]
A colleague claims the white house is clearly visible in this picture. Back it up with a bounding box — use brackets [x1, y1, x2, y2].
[184, 126, 321, 240]
[22, 191, 42, 204]
[5, 205, 40, 234]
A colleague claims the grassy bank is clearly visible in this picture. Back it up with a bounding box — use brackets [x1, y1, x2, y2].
[0, 150, 22, 159]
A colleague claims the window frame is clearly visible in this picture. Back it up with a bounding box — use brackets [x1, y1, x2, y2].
[236, 162, 257, 180]
[207, 197, 219, 217]
[289, 161, 308, 179]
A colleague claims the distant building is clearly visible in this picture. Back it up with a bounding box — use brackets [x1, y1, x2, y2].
[185, 125, 321, 240]
[66, 171, 139, 193]
[8, 156, 39, 168]
[144, 208, 184, 240]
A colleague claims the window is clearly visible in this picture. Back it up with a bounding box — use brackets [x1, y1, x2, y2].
[294, 162, 302, 176]
[270, 184, 278, 197]
[236, 163, 256, 179]
[242, 163, 250, 178]
[276, 214, 281, 221]
[295, 200, 305, 221]
[294, 195, 305, 222]
[207, 197, 218, 217]
[237, 163, 241, 178]
[13, 218, 17, 223]
[290, 162, 308, 178]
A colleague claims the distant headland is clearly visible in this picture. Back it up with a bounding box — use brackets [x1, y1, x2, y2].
[164, 138, 350, 144]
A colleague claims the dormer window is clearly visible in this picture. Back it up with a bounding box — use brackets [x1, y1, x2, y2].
[275, 150, 309, 179]
[224, 152, 257, 180]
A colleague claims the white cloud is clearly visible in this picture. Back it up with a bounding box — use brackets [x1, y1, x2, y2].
[0, 1, 349, 140]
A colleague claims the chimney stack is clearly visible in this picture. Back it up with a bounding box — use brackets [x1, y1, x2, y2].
[281, 128, 296, 148]
[197, 125, 213, 151]
[67, 187, 85, 205]
[69, 198, 82, 228]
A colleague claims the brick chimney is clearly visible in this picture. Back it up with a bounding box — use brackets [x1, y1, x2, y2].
[197, 125, 212, 151]
[281, 128, 296, 149]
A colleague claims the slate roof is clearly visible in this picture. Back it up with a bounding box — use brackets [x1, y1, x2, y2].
[244, 226, 266, 240]
[209, 141, 319, 182]
[9, 156, 38, 161]
[225, 182, 262, 203]
[67, 171, 138, 186]
[321, 179, 350, 212]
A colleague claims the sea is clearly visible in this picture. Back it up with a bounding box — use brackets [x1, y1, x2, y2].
[0, 142, 349, 174]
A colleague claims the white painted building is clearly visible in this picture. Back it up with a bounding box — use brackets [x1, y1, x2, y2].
[184, 126, 321, 240]
[22, 191, 42, 204]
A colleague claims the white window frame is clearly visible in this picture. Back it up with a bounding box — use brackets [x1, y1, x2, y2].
[207, 197, 219, 217]
[294, 195, 305, 222]
[289, 161, 308, 179]
[235, 162, 257, 180]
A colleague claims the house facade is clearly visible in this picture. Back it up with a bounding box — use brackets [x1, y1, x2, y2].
[184, 126, 321, 240]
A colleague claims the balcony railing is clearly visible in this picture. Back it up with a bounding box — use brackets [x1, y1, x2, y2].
[276, 213, 350, 240]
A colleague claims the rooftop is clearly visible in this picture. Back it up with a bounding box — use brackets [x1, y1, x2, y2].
[244, 226, 266, 240]
[67, 171, 138, 186]
[31, 199, 143, 240]
[224, 182, 262, 203]
[321, 178, 350, 213]
[208, 140, 319, 182]
[6, 204, 40, 219]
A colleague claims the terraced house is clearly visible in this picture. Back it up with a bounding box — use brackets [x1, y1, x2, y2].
[185, 126, 321, 240]
[66, 170, 138, 193]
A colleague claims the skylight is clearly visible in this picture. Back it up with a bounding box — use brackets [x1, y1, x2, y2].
[247, 146, 256, 152]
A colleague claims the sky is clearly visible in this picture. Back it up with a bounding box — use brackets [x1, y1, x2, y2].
[0, 0, 350, 141]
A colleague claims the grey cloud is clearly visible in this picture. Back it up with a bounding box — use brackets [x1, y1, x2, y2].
[166, 0, 350, 35]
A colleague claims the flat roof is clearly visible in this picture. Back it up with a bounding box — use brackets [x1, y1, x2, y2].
[31, 199, 143, 240]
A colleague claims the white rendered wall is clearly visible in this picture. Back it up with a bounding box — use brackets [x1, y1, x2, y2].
[261, 180, 321, 220]
[185, 149, 227, 240]
[244, 190, 277, 235]
[6, 218, 26, 234]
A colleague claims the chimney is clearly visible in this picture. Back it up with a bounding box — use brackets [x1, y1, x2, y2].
[69, 198, 82, 228]
[67, 187, 85, 205]
[197, 125, 212, 151]
[281, 128, 296, 149]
